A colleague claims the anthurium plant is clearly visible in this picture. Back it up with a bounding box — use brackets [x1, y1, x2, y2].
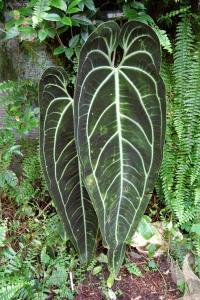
[39, 20, 166, 278]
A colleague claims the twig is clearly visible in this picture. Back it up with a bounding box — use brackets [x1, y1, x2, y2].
[69, 271, 74, 291]
[37, 201, 52, 218]
[56, 33, 65, 48]
[0, 28, 6, 34]
[157, 265, 168, 299]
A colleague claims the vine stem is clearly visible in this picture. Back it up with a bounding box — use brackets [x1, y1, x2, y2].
[56, 33, 65, 48]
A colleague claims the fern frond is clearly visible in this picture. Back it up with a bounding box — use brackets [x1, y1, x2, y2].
[0, 281, 24, 300]
[159, 17, 200, 229]
[153, 25, 172, 53]
[0, 221, 7, 247]
[158, 6, 191, 23]
[0, 81, 17, 94]
[173, 17, 193, 152]
[193, 237, 200, 257]
[32, 0, 51, 28]
[160, 59, 173, 95]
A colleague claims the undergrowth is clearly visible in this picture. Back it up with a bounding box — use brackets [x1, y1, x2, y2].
[158, 15, 200, 275]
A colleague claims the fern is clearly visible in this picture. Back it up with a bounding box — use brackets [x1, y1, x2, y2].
[0, 280, 25, 300]
[158, 6, 191, 24]
[7, 146, 47, 206]
[153, 25, 172, 53]
[125, 260, 142, 277]
[0, 221, 7, 247]
[0, 81, 17, 94]
[160, 60, 173, 94]
[173, 17, 193, 146]
[159, 17, 200, 229]
[0, 277, 37, 300]
[32, 0, 51, 28]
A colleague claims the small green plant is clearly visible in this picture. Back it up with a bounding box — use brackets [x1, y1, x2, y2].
[147, 259, 158, 271]
[0, 220, 7, 247]
[0, 212, 85, 299]
[0, 80, 38, 136]
[0, 129, 21, 189]
[125, 260, 142, 277]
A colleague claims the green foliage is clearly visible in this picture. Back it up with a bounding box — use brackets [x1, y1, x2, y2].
[32, 0, 51, 28]
[1, 0, 174, 63]
[0, 78, 86, 297]
[40, 21, 165, 277]
[160, 16, 200, 225]
[147, 259, 158, 271]
[125, 260, 142, 277]
[0, 220, 7, 247]
[0, 129, 21, 188]
[158, 16, 200, 273]
[0, 213, 84, 299]
[0, 80, 40, 199]
[3, 0, 96, 60]
[137, 216, 155, 240]
[0, 0, 3, 11]
[8, 146, 47, 211]
[158, 5, 191, 25]
[0, 80, 38, 136]
[122, 1, 172, 53]
[1, 0, 200, 293]
[0, 280, 25, 300]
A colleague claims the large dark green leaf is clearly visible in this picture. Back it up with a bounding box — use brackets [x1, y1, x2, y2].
[74, 21, 166, 275]
[39, 67, 98, 263]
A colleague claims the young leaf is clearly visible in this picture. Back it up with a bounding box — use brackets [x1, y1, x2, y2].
[39, 67, 98, 263]
[74, 21, 166, 276]
[84, 0, 96, 11]
[67, 7, 81, 14]
[69, 34, 80, 48]
[4, 170, 18, 187]
[191, 224, 200, 235]
[137, 216, 155, 240]
[61, 16, 72, 26]
[43, 13, 61, 22]
[92, 265, 102, 275]
[65, 47, 74, 59]
[71, 15, 92, 25]
[6, 27, 20, 39]
[38, 28, 48, 41]
[51, 0, 67, 11]
[68, 0, 81, 10]
[53, 46, 65, 55]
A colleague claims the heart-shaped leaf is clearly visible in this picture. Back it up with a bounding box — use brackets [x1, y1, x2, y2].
[39, 67, 98, 263]
[74, 21, 166, 275]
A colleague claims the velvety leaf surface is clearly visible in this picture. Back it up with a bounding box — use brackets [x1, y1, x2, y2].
[39, 67, 98, 263]
[74, 21, 166, 275]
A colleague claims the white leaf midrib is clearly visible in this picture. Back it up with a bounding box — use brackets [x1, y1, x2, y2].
[114, 69, 123, 247]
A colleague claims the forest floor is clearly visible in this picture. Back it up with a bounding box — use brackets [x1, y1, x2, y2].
[1, 192, 180, 300]
[75, 254, 180, 300]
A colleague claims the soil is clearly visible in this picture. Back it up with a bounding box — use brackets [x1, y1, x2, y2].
[75, 254, 180, 300]
[75, 193, 179, 300]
